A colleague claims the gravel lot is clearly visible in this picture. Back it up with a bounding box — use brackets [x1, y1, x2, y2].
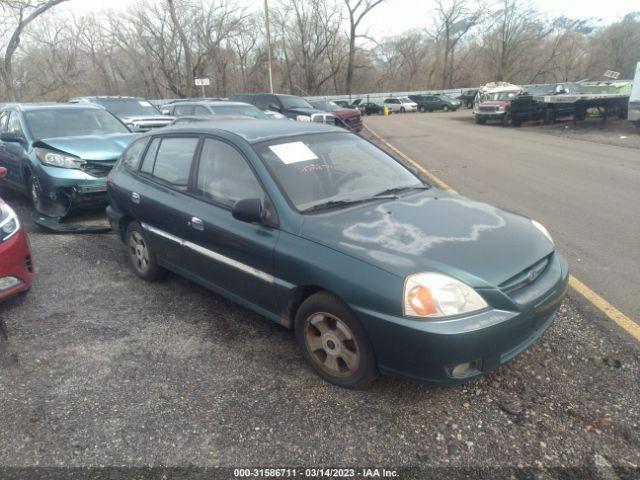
[1, 157, 639, 478]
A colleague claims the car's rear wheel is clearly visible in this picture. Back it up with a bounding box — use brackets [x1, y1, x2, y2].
[419, 106, 426, 113]
[295, 292, 378, 389]
[126, 222, 165, 281]
[443, 105, 450, 112]
[400, 107, 406, 113]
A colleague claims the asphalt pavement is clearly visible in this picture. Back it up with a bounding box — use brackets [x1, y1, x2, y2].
[0, 116, 639, 478]
[364, 111, 640, 324]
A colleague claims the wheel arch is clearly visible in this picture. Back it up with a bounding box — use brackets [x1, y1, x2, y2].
[287, 285, 344, 330]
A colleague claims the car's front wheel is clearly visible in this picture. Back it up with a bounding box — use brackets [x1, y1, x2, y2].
[400, 107, 406, 113]
[125, 222, 165, 281]
[295, 292, 378, 389]
[443, 105, 450, 112]
[419, 105, 426, 113]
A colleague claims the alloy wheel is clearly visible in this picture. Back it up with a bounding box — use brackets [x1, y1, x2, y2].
[304, 312, 360, 377]
[128, 231, 150, 273]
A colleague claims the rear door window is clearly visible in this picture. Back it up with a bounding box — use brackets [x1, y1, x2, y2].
[194, 106, 210, 115]
[151, 137, 199, 189]
[174, 105, 194, 117]
[140, 137, 161, 174]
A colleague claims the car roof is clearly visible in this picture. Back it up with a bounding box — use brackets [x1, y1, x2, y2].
[10, 103, 107, 112]
[157, 119, 344, 144]
[173, 101, 255, 107]
[71, 96, 146, 101]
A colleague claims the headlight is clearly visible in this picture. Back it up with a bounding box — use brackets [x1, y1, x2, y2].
[403, 272, 488, 318]
[35, 148, 85, 169]
[0, 204, 20, 242]
[296, 115, 311, 122]
[531, 219, 554, 245]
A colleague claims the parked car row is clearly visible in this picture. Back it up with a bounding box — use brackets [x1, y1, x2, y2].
[0, 92, 569, 391]
[317, 94, 463, 115]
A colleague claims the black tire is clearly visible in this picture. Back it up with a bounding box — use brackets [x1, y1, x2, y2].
[502, 112, 517, 127]
[26, 172, 45, 213]
[419, 106, 426, 113]
[475, 116, 486, 125]
[125, 221, 166, 281]
[400, 107, 406, 113]
[295, 291, 378, 389]
[443, 105, 450, 112]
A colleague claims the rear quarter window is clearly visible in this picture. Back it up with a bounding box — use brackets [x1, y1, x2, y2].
[120, 137, 149, 171]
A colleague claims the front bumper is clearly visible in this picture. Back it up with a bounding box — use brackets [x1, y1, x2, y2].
[35, 163, 111, 210]
[0, 228, 34, 301]
[355, 253, 569, 384]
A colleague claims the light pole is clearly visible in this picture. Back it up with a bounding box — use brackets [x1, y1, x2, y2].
[264, 0, 274, 93]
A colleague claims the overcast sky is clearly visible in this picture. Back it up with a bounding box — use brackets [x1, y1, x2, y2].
[68, 0, 639, 38]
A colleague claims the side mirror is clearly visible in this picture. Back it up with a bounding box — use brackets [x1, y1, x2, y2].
[0, 167, 6, 179]
[0, 132, 25, 144]
[161, 108, 171, 115]
[267, 103, 281, 113]
[232, 198, 264, 224]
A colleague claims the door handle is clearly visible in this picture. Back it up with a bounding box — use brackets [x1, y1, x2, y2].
[189, 217, 204, 231]
[131, 192, 140, 204]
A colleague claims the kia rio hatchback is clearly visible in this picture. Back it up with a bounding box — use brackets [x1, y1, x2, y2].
[106, 120, 568, 388]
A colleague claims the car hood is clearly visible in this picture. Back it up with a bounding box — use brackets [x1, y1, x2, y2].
[300, 190, 554, 287]
[34, 133, 137, 161]
[478, 101, 507, 107]
[287, 107, 328, 117]
[330, 108, 360, 118]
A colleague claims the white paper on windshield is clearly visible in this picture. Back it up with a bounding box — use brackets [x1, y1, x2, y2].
[269, 141, 318, 165]
[138, 101, 152, 107]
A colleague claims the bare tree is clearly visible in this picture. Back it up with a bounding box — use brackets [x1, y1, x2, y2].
[343, 0, 384, 94]
[431, 0, 485, 89]
[0, 0, 68, 100]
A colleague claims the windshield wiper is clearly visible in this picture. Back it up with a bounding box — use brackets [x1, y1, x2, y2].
[372, 184, 431, 197]
[301, 195, 397, 213]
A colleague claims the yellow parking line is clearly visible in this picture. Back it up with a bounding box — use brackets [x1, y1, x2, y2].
[364, 124, 640, 343]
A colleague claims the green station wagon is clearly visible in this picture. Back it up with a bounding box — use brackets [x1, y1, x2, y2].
[106, 120, 568, 388]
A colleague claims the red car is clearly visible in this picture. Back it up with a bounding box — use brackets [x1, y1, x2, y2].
[0, 167, 34, 301]
[308, 100, 363, 133]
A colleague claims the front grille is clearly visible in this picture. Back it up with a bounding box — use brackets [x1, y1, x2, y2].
[479, 106, 499, 112]
[25, 255, 33, 273]
[82, 161, 114, 178]
[310, 113, 336, 125]
[500, 256, 550, 294]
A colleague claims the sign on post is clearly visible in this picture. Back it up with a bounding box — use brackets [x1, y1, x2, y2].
[194, 78, 210, 98]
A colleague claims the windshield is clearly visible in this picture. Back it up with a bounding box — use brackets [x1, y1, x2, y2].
[280, 96, 313, 109]
[486, 92, 518, 101]
[95, 99, 160, 117]
[309, 101, 339, 112]
[400, 97, 413, 103]
[255, 133, 424, 212]
[209, 104, 269, 119]
[25, 108, 130, 139]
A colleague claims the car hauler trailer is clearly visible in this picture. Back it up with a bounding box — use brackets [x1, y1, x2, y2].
[474, 81, 631, 126]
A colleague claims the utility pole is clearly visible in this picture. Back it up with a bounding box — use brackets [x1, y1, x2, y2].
[264, 0, 274, 93]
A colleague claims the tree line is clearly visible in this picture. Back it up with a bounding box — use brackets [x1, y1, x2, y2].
[1, 0, 638, 102]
